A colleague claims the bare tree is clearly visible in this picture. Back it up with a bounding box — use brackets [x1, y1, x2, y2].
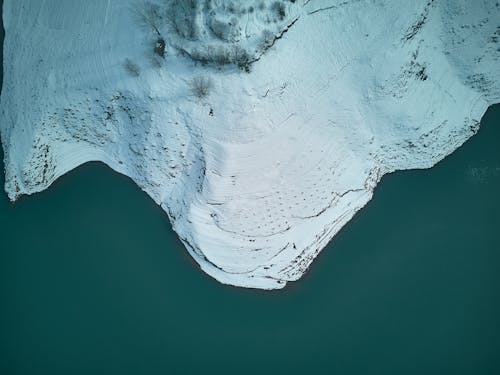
[131, 1, 162, 37]
[190, 76, 213, 99]
[170, 0, 200, 40]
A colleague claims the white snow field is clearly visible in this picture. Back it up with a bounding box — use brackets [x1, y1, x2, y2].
[1, 0, 499, 289]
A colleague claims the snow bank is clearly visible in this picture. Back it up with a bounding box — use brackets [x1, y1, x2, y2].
[1, 0, 499, 289]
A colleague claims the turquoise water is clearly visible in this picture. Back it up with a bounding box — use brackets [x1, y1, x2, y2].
[0, 106, 498, 374]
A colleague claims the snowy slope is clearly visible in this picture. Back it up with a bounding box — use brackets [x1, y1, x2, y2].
[1, 0, 499, 289]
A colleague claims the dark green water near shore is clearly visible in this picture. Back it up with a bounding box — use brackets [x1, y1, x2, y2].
[1, 7, 500, 375]
[0, 109, 499, 375]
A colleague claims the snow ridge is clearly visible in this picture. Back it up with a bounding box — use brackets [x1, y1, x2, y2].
[1, 0, 499, 289]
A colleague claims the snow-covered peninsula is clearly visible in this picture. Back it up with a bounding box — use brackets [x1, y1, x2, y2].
[1, 0, 499, 289]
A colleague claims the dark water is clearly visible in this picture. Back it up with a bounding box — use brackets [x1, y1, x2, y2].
[0, 115, 499, 375]
[1, 8, 500, 375]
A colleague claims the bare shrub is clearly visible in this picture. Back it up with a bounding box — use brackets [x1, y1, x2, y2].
[183, 45, 251, 72]
[209, 18, 239, 42]
[232, 46, 251, 72]
[271, 1, 286, 21]
[189, 48, 209, 65]
[208, 45, 232, 66]
[131, 1, 162, 36]
[124, 58, 140, 77]
[187, 45, 231, 67]
[190, 76, 213, 99]
[170, 0, 200, 40]
[260, 29, 275, 50]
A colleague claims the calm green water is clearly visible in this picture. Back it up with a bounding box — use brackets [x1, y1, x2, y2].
[0, 107, 499, 375]
[1, 7, 500, 374]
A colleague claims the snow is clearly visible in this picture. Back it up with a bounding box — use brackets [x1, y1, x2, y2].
[1, 0, 499, 289]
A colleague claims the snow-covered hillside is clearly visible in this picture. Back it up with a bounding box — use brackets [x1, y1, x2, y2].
[1, 0, 499, 289]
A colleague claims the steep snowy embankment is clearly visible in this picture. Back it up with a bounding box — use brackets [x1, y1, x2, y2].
[1, 0, 499, 289]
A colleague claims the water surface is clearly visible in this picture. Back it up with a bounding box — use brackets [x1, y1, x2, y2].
[1, 105, 499, 374]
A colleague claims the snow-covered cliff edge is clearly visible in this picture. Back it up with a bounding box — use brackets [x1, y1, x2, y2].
[1, 0, 499, 289]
